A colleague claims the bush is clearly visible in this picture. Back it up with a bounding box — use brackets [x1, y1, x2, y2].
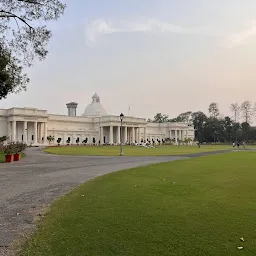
[14, 142, 27, 154]
[3, 143, 15, 155]
[0, 136, 8, 142]
[2, 142, 26, 155]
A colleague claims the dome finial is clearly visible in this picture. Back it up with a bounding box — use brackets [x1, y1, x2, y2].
[92, 93, 100, 103]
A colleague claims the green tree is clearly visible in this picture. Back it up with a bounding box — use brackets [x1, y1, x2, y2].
[176, 111, 193, 123]
[240, 100, 253, 123]
[208, 102, 219, 119]
[0, 46, 29, 99]
[0, 0, 66, 99]
[152, 113, 169, 123]
[191, 111, 208, 142]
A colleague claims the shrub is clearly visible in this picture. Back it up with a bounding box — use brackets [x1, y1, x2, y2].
[3, 143, 15, 155]
[14, 142, 27, 154]
[0, 136, 8, 142]
[2, 142, 26, 155]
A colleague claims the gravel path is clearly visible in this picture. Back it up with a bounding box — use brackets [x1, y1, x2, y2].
[0, 147, 233, 255]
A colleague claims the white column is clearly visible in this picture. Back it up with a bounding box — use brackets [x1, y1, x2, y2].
[117, 126, 120, 144]
[100, 126, 104, 144]
[12, 121, 16, 142]
[124, 126, 128, 143]
[109, 126, 113, 144]
[7, 122, 12, 141]
[138, 127, 141, 143]
[181, 130, 185, 141]
[131, 127, 135, 143]
[44, 122, 48, 144]
[175, 129, 178, 145]
[23, 121, 27, 144]
[144, 127, 146, 142]
[34, 122, 38, 145]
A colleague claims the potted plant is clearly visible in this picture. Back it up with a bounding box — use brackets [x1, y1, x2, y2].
[13, 142, 26, 161]
[47, 135, 55, 146]
[3, 143, 15, 163]
[57, 138, 62, 146]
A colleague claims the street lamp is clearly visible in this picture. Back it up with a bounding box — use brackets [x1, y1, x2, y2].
[120, 113, 124, 156]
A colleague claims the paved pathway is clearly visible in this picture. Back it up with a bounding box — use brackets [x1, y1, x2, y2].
[0, 147, 233, 255]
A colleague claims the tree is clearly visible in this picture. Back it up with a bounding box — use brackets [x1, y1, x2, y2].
[240, 100, 253, 123]
[47, 135, 54, 145]
[176, 111, 193, 123]
[0, 0, 66, 99]
[152, 113, 169, 123]
[0, 45, 29, 99]
[208, 102, 219, 118]
[191, 111, 208, 142]
[230, 103, 240, 123]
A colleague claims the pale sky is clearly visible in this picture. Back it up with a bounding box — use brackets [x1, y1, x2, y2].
[1, 0, 256, 121]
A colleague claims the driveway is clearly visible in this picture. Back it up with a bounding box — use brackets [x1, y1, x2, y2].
[0, 147, 191, 255]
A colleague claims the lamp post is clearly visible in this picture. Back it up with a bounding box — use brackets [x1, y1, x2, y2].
[120, 113, 124, 156]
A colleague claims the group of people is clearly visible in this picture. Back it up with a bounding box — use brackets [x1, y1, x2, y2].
[232, 141, 246, 149]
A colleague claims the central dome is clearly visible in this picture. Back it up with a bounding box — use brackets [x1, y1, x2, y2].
[81, 93, 107, 117]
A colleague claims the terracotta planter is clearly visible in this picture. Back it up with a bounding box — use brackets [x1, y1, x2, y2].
[5, 154, 14, 163]
[14, 153, 21, 161]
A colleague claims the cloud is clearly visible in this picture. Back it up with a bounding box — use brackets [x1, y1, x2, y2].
[85, 19, 209, 43]
[225, 20, 256, 48]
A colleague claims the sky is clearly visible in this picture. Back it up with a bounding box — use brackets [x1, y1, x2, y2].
[1, 0, 256, 121]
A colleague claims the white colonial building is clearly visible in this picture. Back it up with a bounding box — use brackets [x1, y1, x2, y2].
[0, 94, 194, 146]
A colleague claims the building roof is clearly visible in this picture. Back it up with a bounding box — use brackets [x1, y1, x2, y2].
[81, 93, 107, 117]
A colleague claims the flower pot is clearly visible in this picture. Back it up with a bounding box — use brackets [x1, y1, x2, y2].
[67, 144, 69, 146]
[5, 154, 14, 163]
[14, 153, 21, 161]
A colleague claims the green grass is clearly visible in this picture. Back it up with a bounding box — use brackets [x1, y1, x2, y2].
[44, 145, 232, 156]
[23, 152, 256, 256]
[0, 151, 25, 163]
[0, 151, 4, 163]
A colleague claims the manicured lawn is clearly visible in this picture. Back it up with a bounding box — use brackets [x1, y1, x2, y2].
[23, 152, 256, 256]
[44, 145, 232, 156]
[0, 151, 4, 163]
[0, 152, 25, 163]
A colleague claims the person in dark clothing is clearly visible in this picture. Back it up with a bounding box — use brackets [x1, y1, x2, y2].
[237, 142, 240, 148]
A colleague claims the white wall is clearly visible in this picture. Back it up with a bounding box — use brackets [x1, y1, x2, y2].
[0, 117, 7, 137]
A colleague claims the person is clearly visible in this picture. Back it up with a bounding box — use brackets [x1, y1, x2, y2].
[232, 142, 235, 148]
[237, 142, 240, 148]
[197, 141, 200, 148]
[243, 141, 246, 149]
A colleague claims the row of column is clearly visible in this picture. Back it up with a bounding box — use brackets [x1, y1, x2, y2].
[9, 121, 48, 144]
[99, 126, 189, 145]
[100, 126, 146, 144]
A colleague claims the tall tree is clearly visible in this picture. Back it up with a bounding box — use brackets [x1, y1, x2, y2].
[191, 111, 208, 142]
[0, 0, 66, 99]
[176, 111, 193, 123]
[240, 100, 253, 123]
[208, 102, 219, 118]
[153, 113, 169, 123]
[230, 103, 240, 123]
[0, 45, 29, 98]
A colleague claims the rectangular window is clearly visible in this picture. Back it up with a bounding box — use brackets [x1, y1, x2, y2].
[22, 135, 23, 141]
[32, 135, 34, 141]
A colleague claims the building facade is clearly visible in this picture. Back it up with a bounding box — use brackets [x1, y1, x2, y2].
[0, 94, 194, 145]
